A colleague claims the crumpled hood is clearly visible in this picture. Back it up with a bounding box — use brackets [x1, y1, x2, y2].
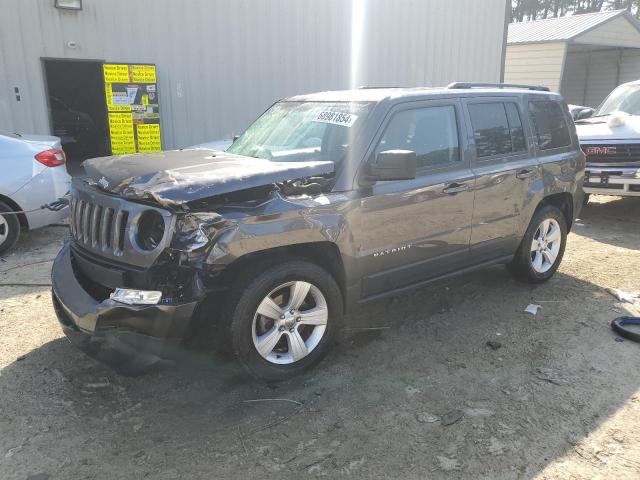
[82, 149, 334, 207]
[576, 113, 640, 141]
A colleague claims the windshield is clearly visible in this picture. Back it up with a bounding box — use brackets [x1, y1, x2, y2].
[596, 84, 640, 116]
[227, 101, 372, 163]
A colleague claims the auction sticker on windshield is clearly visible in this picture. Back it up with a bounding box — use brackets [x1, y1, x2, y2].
[313, 111, 358, 127]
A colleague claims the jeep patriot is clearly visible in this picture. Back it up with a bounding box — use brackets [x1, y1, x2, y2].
[52, 83, 585, 380]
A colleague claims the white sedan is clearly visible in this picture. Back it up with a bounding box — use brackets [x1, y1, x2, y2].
[0, 130, 71, 254]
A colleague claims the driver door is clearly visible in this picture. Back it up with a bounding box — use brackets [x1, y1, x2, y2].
[354, 100, 475, 299]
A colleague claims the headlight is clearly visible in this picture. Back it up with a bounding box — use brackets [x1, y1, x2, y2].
[111, 288, 162, 305]
[135, 210, 165, 251]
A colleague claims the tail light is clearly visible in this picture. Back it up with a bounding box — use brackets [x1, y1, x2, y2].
[35, 149, 66, 167]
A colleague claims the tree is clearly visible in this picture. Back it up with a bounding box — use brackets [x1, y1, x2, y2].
[510, 0, 640, 21]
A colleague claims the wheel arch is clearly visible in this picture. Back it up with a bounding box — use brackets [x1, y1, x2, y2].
[0, 194, 29, 231]
[213, 241, 347, 309]
[537, 192, 574, 231]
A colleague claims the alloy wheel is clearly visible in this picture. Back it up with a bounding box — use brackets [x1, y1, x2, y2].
[530, 218, 561, 274]
[252, 281, 328, 365]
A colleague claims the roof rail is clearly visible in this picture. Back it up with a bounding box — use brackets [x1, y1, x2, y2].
[447, 82, 550, 92]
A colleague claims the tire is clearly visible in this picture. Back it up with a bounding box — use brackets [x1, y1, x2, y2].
[508, 205, 567, 284]
[226, 260, 343, 381]
[0, 201, 20, 255]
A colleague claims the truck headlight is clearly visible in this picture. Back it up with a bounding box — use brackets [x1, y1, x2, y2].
[135, 210, 165, 251]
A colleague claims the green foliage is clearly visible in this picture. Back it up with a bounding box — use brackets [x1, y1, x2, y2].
[510, 0, 640, 22]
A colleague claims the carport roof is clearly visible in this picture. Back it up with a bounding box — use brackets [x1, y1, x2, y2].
[508, 9, 640, 45]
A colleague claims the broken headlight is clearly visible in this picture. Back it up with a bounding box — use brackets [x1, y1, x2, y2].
[134, 210, 165, 251]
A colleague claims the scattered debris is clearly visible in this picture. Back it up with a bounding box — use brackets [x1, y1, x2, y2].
[441, 410, 464, 426]
[615, 337, 625, 343]
[405, 386, 420, 396]
[436, 456, 460, 471]
[606, 288, 637, 304]
[533, 367, 567, 386]
[16, 354, 26, 361]
[0, 258, 55, 274]
[242, 398, 302, 406]
[486, 341, 502, 351]
[524, 304, 543, 315]
[574, 222, 586, 227]
[611, 317, 640, 342]
[416, 412, 439, 424]
[85, 382, 110, 389]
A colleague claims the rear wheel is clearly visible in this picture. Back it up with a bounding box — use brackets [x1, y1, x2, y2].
[0, 201, 20, 255]
[508, 205, 567, 283]
[226, 260, 342, 381]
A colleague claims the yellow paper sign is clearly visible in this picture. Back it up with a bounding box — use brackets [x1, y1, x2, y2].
[136, 124, 161, 152]
[131, 65, 156, 83]
[103, 64, 130, 83]
[108, 113, 136, 154]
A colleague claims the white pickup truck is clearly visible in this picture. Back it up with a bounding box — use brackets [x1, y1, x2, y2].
[576, 80, 640, 200]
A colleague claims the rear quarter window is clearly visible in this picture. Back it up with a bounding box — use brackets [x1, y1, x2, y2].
[528, 100, 571, 150]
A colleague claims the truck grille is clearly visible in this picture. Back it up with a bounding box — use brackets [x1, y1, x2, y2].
[69, 197, 129, 256]
[582, 144, 640, 166]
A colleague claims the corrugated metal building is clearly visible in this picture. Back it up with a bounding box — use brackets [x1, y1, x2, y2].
[0, 0, 508, 161]
[505, 10, 640, 107]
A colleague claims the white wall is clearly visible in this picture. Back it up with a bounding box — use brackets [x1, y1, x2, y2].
[504, 42, 567, 92]
[0, 0, 507, 150]
[561, 49, 620, 107]
[620, 49, 640, 82]
[561, 47, 640, 107]
[574, 15, 640, 49]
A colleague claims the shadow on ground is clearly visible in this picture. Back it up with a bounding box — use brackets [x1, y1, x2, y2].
[2, 264, 639, 479]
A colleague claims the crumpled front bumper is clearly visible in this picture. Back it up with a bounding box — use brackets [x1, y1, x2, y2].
[51, 243, 198, 373]
[584, 167, 640, 196]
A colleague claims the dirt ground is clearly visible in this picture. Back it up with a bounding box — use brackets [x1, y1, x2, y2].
[1, 195, 639, 480]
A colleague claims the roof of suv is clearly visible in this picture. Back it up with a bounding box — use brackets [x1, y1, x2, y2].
[286, 86, 563, 103]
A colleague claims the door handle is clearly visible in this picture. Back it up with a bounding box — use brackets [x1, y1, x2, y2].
[442, 183, 469, 195]
[516, 168, 535, 179]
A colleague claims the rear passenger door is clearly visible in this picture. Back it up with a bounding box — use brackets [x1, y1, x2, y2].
[463, 97, 541, 260]
[356, 100, 475, 299]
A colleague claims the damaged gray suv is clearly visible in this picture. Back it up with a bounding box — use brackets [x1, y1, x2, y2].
[52, 83, 585, 380]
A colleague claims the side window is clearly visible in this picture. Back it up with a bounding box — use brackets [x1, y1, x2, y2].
[468, 102, 527, 158]
[528, 100, 571, 150]
[375, 105, 460, 169]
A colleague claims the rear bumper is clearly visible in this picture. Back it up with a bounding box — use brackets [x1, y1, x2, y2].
[52, 243, 198, 372]
[584, 167, 640, 196]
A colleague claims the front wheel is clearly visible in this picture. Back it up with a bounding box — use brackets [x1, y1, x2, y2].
[227, 260, 343, 381]
[508, 205, 567, 283]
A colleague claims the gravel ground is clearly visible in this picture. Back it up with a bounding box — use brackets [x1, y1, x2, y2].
[1, 195, 639, 480]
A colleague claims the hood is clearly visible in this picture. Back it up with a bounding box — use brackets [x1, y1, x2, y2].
[82, 149, 334, 207]
[576, 112, 640, 141]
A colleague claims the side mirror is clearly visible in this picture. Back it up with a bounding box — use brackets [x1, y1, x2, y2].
[576, 108, 594, 120]
[368, 150, 417, 181]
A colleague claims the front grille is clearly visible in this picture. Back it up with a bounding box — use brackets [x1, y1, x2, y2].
[68, 180, 174, 269]
[582, 144, 640, 166]
[70, 196, 129, 256]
